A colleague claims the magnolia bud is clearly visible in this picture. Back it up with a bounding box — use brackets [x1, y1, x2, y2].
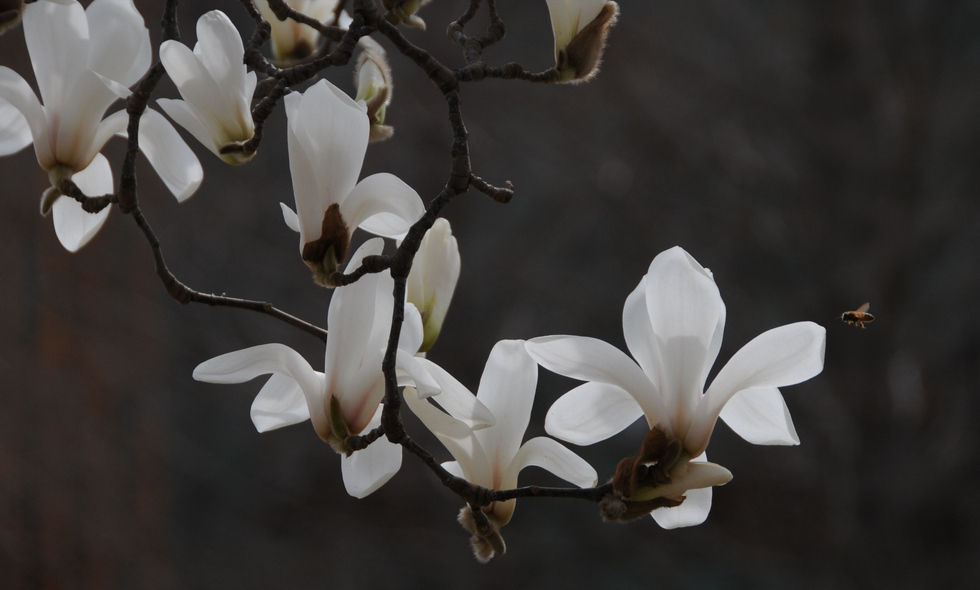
[407, 218, 460, 353]
[546, 0, 620, 84]
[254, 0, 347, 62]
[0, 0, 23, 36]
[382, 0, 431, 30]
[458, 506, 506, 563]
[354, 37, 394, 142]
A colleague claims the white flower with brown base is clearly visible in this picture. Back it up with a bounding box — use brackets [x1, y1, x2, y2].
[526, 246, 826, 528]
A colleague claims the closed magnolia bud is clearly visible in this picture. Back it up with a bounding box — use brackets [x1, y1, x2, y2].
[382, 0, 430, 29]
[407, 218, 460, 353]
[354, 37, 394, 142]
[253, 0, 349, 63]
[0, 0, 23, 35]
[545, 0, 619, 84]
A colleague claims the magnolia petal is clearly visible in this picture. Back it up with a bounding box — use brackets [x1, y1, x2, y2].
[544, 381, 643, 445]
[194, 11, 247, 101]
[403, 387, 493, 489]
[719, 386, 800, 446]
[51, 153, 112, 252]
[643, 246, 726, 435]
[650, 455, 731, 529]
[341, 172, 424, 238]
[0, 98, 32, 156]
[441, 460, 464, 479]
[324, 239, 386, 381]
[250, 373, 311, 432]
[279, 202, 301, 233]
[0, 68, 48, 164]
[192, 342, 322, 399]
[132, 109, 203, 201]
[56, 70, 127, 169]
[414, 356, 494, 427]
[288, 80, 368, 243]
[160, 39, 230, 140]
[473, 340, 537, 470]
[526, 336, 672, 435]
[505, 436, 598, 490]
[622, 275, 662, 383]
[156, 98, 220, 157]
[23, 0, 87, 111]
[545, 0, 607, 53]
[686, 321, 825, 456]
[86, 0, 151, 87]
[341, 404, 402, 498]
[396, 350, 442, 400]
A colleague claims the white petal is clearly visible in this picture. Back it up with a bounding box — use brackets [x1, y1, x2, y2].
[55, 71, 128, 170]
[473, 340, 537, 471]
[545, 0, 607, 53]
[24, 0, 87, 112]
[279, 202, 301, 233]
[686, 322, 825, 456]
[622, 275, 661, 381]
[342, 173, 424, 238]
[194, 11, 247, 99]
[403, 387, 493, 489]
[0, 98, 33, 156]
[395, 350, 442, 400]
[650, 455, 730, 529]
[250, 373, 311, 432]
[193, 343, 323, 403]
[544, 381, 643, 445]
[288, 80, 367, 244]
[51, 153, 113, 252]
[719, 386, 800, 445]
[643, 246, 726, 435]
[133, 109, 203, 201]
[85, 0, 151, 87]
[441, 460, 464, 479]
[0, 68, 49, 165]
[505, 437, 598, 490]
[156, 98, 220, 157]
[414, 356, 494, 428]
[341, 404, 402, 498]
[526, 336, 672, 435]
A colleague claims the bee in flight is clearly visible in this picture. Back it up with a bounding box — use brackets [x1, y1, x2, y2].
[840, 302, 874, 329]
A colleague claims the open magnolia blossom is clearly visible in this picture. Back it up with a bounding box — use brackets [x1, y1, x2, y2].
[158, 10, 257, 165]
[404, 340, 597, 562]
[253, 0, 351, 63]
[407, 218, 460, 353]
[354, 37, 394, 142]
[193, 239, 449, 498]
[280, 79, 424, 286]
[545, 0, 619, 83]
[0, 0, 202, 251]
[525, 246, 826, 528]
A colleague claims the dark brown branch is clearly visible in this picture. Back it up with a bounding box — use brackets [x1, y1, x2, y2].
[469, 173, 513, 203]
[457, 63, 560, 83]
[328, 254, 392, 287]
[130, 208, 328, 342]
[58, 180, 117, 214]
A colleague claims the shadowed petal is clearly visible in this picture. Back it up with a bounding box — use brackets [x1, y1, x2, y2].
[414, 356, 494, 428]
[650, 454, 731, 529]
[544, 381, 643, 445]
[250, 373, 310, 432]
[686, 322, 825, 456]
[526, 335, 672, 435]
[341, 172, 424, 238]
[131, 109, 203, 201]
[51, 153, 112, 252]
[505, 437, 597, 490]
[341, 404, 402, 498]
[23, 0, 87, 111]
[86, 0, 151, 87]
[473, 340, 537, 471]
[719, 386, 800, 446]
[0, 98, 32, 156]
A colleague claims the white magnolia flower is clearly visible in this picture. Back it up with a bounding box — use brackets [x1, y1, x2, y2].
[280, 79, 424, 286]
[405, 340, 597, 561]
[545, 0, 619, 83]
[407, 218, 460, 353]
[525, 246, 826, 528]
[253, 0, 350, 63]
[158, 10, 257, 165]
[194, 239, 448, 498]
[0, 0, 203, 251]
[354, 37, 393, 142]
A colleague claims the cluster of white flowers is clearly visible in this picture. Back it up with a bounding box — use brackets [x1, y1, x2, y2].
[0, 0, 826, 562]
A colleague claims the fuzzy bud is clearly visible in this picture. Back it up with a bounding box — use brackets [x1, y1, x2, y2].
[458, 506, 506, 563]
[383, 0, 430, 29]
[546, 0, 619, 84]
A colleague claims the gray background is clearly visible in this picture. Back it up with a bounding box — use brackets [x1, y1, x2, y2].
[2, 0, 979, 587]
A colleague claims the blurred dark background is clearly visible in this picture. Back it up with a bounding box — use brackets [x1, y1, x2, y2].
[2, 0, 980, 587]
